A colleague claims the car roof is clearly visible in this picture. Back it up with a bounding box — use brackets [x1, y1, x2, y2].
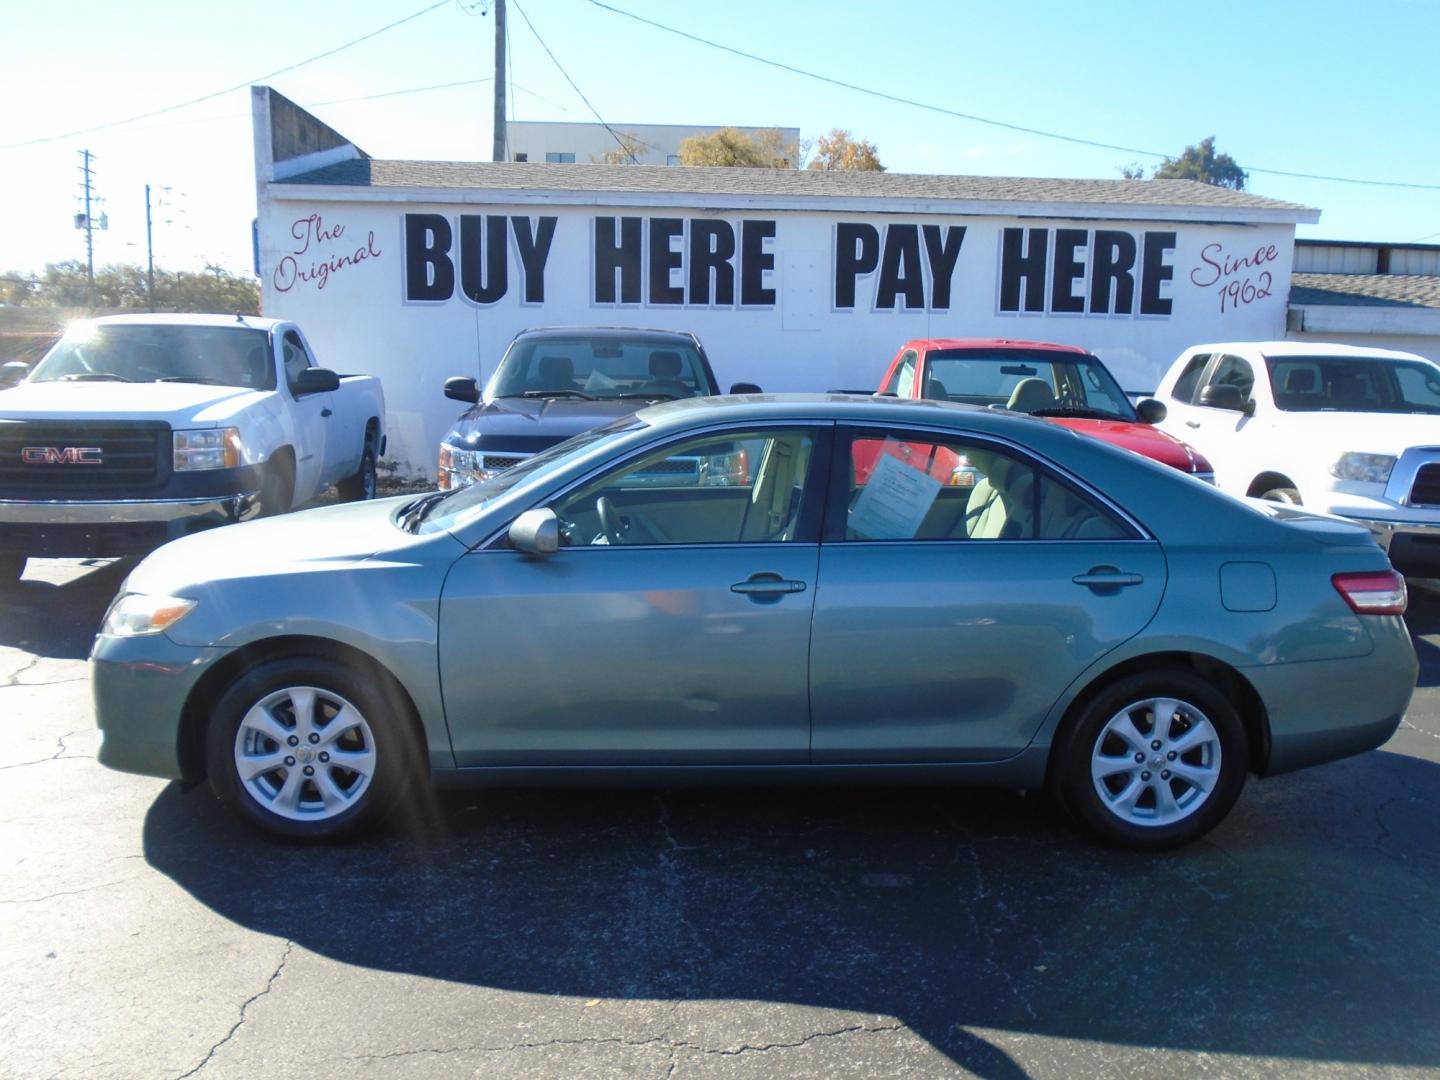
[514, 326, 700, 345]
[905, 337, 1092, 356]
[83, 313, 283, 331]
[1186, 341, 1430, 362]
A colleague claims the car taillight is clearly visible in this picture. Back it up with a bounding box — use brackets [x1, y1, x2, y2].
[1332, 570, 1407, 615]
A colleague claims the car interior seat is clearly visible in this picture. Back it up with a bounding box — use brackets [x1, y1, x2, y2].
[1006, 377, 1057, 413]
[1327, 372, 1369, 407]
[965, 456, 1035, 539]
[741, 436, 808, 541]
[535, 355, 576, 391]
[924, 374, 952, 401]
[643, 350, 693, 398]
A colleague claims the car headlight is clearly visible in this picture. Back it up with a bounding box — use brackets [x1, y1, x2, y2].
[100, 593, 197, 637]
[1329, 452, 1396, 484]
[174, 428, 241, 471]
[437, 444, 477, 491]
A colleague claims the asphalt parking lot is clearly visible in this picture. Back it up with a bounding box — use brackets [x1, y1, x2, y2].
[3, 558, 1439, 1079]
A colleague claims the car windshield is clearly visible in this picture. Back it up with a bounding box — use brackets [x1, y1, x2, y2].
[1265, 355, 1440, 414]
[411, 414, 648, 533]
[29, 324, 275, 389]
[487, 336, 713, 401]
[922, 350, 1137, 421]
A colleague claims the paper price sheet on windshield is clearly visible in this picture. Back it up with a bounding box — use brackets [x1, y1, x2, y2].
[849, 449, 942, 540]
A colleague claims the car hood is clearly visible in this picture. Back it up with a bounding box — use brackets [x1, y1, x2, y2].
[124, 495, 432, 596]
[1045, 417, 1201, 472]
[446, 395, 665, 447]
[0, 380, 264, 425]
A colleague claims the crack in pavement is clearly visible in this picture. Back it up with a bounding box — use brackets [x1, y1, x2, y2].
[174, 941, 294, 1079]
[0, 732, 94, 771]
[343, 1022, 909, 1064]
[0, 656, 42, 686]
[0, 676, 90, 689]
[1, 876, 145, 905]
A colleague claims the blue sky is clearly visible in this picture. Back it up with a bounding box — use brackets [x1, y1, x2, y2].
[2, 0, 1437, 276]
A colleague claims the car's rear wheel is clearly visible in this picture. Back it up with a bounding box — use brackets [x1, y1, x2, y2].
[0, 555, 25, 585]
[204, 657, 417, 841]
[336, 439, 377, 502]
[1054, 670, 1248, 850]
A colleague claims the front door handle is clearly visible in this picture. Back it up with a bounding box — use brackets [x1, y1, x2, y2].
[731, 572, 807, 598]
[320, 407, 333, 417]
[1072, 566, 1144, 589]
[1184, 420, 1200, 429]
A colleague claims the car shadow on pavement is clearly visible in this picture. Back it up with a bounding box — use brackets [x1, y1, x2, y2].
[0, 559, 131, 659]
[143, 748, 1440, 1073]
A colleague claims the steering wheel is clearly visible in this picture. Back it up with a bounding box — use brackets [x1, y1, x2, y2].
[595, 496, 624, 544]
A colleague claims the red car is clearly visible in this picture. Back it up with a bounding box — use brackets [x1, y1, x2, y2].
[872, 338, 1213, 482]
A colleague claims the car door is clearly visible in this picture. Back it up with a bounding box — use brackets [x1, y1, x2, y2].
[438, 423, 831, 766]
[1176, 353, 1264, 495]
[809, 425, 1166, 763]
[280, 329, 330, 498]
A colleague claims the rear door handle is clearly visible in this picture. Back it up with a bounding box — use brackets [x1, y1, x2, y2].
[1072, 566, 1144, 589]
[731, 572, 807, 597]
[321, 407, 333, 417]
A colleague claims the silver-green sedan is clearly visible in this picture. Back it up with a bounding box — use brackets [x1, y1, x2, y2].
[91, 395, 1417, 849]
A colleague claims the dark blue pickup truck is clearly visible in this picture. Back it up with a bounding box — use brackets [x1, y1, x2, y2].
[436, 326, 758, 490]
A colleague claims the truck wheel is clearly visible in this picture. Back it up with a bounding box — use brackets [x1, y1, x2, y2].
[204, 656, 419, 841]
[0, 555, 26, 585]
[259, 458, 294, 517]
[1052, 669, 1248, 851]
[1260, 487, 1301, 505]
[336, 441, 377, 502]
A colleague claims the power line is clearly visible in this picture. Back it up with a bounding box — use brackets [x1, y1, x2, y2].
[512, 0, 638, 162]
[2, 1, 452, 150]
[585, 0, 1440, 193]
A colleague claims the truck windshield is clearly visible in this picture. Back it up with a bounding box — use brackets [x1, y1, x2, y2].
[922, 350, 1138, 421]
[488, 337, 713, 401]
[30, 324, 276, 389]
[1265, 355, 1440, 413]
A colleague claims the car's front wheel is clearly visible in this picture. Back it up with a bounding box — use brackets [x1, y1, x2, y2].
[1054, 670, 1248, 850]
[204, 656, 418, 841]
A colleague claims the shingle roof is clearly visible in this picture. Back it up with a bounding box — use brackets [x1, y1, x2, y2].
[1289, 273, 1440, 309]
[282, 159, 1312, 214]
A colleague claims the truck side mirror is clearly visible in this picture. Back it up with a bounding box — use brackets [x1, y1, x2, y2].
[728, 382, 762, 395]
[509, 508, 558, 555]
[444, 376, 480, 404]
[0, 361, 29, 389]
[1198, 384, 1253, 415]
[1135, 398, 1167, 424]
[293, 368, 340, 395]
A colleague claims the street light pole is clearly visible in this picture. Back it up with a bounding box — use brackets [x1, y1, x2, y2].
[145, 184, 156, 312]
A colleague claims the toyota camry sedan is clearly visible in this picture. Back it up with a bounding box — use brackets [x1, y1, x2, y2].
[92, 395, 1417, 849]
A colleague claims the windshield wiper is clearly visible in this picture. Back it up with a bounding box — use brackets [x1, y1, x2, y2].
[59, 373, 132, 382]
[398, 490, 451, 532]
[158, 376, 231, 385]
[521, 389, 595, 401]
[608, 391, 679, 401]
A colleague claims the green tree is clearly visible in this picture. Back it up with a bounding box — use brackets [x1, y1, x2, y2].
[806, 128, 885, 172]
[0, 261, 260, 314]
[1149, 137, 1247, 190]
[678, 127, 796, 168]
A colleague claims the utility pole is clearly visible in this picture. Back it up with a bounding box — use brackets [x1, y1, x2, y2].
[491, 0, 507, 162]
[79, 149, 96, 302]
[145, 184, 156, 311]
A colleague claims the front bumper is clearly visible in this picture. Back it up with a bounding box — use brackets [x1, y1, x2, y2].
[0, 493, 258, 556]
[91, 632, 229, 780]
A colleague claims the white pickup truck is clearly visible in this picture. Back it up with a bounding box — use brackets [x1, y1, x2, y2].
[1152, 340, 1440, 574]
[0, 313, 385, 583]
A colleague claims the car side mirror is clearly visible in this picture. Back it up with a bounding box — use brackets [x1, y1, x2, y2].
[293, 367, 340, 395]
[728, 382, 762, 395]
[509, 507, 558, 555]
[0, 361, 28, 389]
[1198, 384, 1253, 415]
[1135, 397, 1167, 424]
[444, 376, 480, 404]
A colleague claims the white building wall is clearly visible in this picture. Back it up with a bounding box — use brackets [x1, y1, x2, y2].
[258, 196, 1294, 479]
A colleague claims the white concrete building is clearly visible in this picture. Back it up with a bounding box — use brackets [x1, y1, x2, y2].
[252, 87, 1324, 479]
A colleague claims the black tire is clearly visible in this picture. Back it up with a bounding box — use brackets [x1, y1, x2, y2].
[1260, 487, 1301, 505]
[258, 457, 295, 517]
[204, 656, 421, 841]
[0, 555, 25, 585]
[336, 440, 377, 502]
[1052, 669, 1248, 851]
